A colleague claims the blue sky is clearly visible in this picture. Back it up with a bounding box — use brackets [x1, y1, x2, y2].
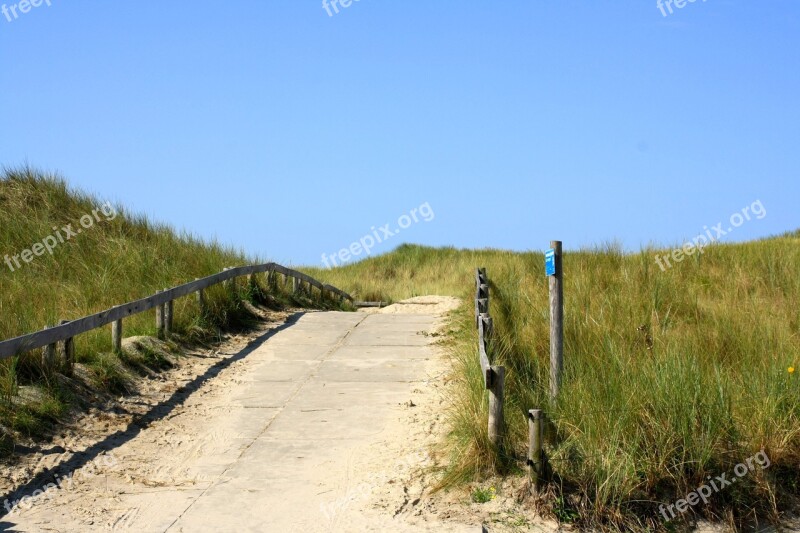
[1, 1, 798, 267]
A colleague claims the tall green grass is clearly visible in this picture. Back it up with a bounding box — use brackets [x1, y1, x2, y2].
[308, 240, 800, 529]
[0, 167, 343, 454]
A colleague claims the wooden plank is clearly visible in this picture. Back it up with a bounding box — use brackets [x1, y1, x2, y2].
[0, 262, 352, 360]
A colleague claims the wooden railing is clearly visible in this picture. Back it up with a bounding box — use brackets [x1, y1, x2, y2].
[475, 268, 504, 446]
[0, 263, 353, 363]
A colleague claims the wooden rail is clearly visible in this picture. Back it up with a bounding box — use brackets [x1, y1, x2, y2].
[475, 268, 504, 446]
[0, 263, 353, 361]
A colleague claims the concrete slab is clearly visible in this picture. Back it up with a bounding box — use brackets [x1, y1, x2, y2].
[236, 360, 318, 381]
[361, 313, 437, 327]
[281, 380, 411, 411]
[244, 343, 333, 361]
[316, 358, 423, 382]
[264, 402, 401, 441]
[214, 438, 356, 485]
[224, 381, 299, 408]
[264, 328, 347, 346]
[344, 328, 431, 346]
[328, 344, 431, 361]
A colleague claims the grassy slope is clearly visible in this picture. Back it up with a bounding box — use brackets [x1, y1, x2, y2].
[306, 239, 800, 529]
[0, 168, 342, 454]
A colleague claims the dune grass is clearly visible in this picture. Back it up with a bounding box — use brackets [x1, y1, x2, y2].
[0, 167, 344, 455]
[3, 167, 797, 528]
[306, 240, 800, 529]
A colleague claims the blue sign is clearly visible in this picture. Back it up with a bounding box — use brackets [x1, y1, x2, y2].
[545, 249, 556, 276]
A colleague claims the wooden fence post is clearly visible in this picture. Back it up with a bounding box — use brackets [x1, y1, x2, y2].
[488, 365, 505, 446]
[42, 325, 56, 374]
[112, 319, 123, 354]
[528, 409, 545, 491]
[549, 241, 564, 401]
[195, 278, 205, 316]
[164, 289, 173, 336]
[155, 290, 165, 339]
[224, 267, 236, 295]
[59, 319, 74, 376]
[292, 277, 299, 294]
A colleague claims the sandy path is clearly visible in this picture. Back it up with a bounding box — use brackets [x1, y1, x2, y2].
[1, 296, 482, 532]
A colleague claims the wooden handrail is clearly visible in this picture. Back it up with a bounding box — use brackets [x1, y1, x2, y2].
[0, 262, 352, 360]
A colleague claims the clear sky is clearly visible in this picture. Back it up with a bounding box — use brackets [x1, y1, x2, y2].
[1, 1, 798, 267]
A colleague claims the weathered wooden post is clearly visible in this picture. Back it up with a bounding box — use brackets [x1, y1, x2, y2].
[547, 241, 564, 401]
[292, 277, 299, 294]
[475, 268, 489, 327]
[484, 315, 493, 341]
[164, 289, 173, 336]
[528, 409, 545, 491]
[488, 365, 505, 446]
[60, 319, 75, 376]
[42, 325, 56, 373]
[223, 267, 236, 295]
[112, 319, 123, 354]
[155, 290, 165, 339]
[195, 278, 206, 316]
[481, 268, 489, 313]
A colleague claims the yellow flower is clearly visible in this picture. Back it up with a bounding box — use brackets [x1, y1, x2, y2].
[789, 366, 796, 374]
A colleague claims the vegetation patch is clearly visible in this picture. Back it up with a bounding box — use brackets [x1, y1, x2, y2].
[0, 167, 348, 459]
[313, 241, 800, 530]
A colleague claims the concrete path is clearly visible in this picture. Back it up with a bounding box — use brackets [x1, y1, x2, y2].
[166, 311, 434, 532]
[4, 307, 474, 532]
